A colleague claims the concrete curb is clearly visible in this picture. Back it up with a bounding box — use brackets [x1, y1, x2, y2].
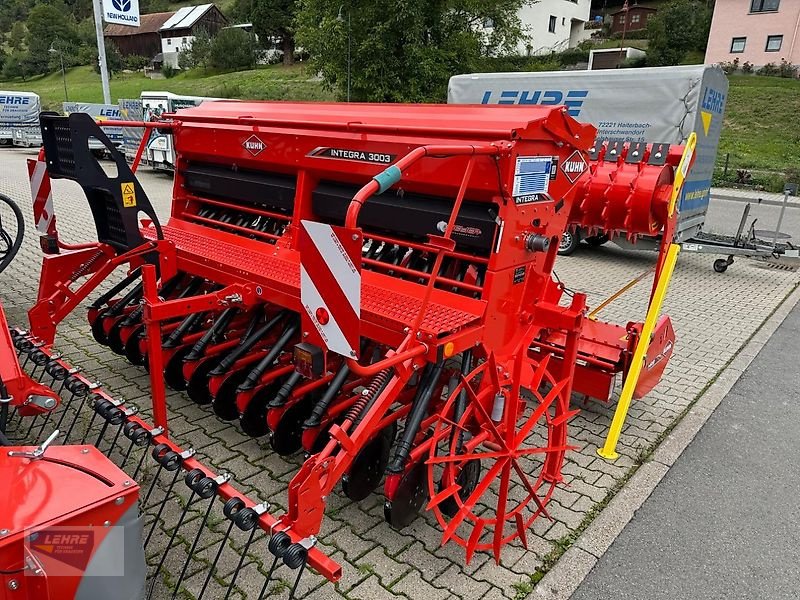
[532, 281, 800, 600]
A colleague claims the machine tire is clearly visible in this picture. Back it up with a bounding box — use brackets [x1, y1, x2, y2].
[585, 234, 609, 248]
[558, 229, 580, 256]
[713, 258, 729, 273]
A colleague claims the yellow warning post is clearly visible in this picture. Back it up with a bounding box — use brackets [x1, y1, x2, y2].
[597, 242, 681, 460]
[121, 182, 137, 208]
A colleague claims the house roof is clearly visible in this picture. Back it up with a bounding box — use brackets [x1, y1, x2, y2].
[611, 4, 658, 15]
[160, 4, 217, 31]
[105, 11, 174, 36]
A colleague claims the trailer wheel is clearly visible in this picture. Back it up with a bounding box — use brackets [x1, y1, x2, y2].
[713, 258, 729, 273]
[558, 230, 580, 256]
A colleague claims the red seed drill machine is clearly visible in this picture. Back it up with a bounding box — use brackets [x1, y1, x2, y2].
[1, 100, 694, 598]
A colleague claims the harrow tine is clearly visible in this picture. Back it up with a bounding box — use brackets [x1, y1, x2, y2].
[222, 505, 264, 600]
[148, 469, 214, 599]
[197, 497, 245, 600]
[256, 554, 282, 600]
[170, 475, 226, 599]
[287, 557, 309, 600]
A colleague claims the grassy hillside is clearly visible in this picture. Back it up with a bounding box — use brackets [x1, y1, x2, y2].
[716, 75, 800, 189]
[1, 65, 797, 189]
[0, 64, 333, 109]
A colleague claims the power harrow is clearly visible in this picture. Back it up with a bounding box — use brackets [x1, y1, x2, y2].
[1, 101, 694, 598]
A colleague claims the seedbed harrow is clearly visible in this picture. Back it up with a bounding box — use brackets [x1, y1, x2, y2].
[1, 101, 695, 598]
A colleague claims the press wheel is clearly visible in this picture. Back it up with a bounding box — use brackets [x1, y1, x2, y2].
[212, 369, 249, 421]
[164, 346, 193, 390]
[269, 395, 315, 456]
[186, 356, 222, 405]
[239, 382, 279, 438]
[342, 422, 396, 501]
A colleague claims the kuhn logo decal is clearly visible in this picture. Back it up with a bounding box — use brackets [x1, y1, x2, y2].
[243, 135, 267, 156]
[560, 150, 588, 183]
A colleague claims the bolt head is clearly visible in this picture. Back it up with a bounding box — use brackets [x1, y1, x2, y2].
[123, 480, 132, 487]
[81, 448, 90, 454]
[7, 579, 18, 591]
[103, 521, 111, 527]
[0, 529, 9, 536]
[115, 497, 124, 505]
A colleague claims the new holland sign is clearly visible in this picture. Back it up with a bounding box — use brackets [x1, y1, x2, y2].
[103, 0, 140, 26]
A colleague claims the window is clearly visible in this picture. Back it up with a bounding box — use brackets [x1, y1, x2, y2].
[549, 15, 557, 33]
[766, 34, 783, 51]
[730, 37, 746, 53]
[562, 17, 566, 25]
[167, 38, 172, 45]
[750, 0, 780, 12]
[631, 13, 640, 23]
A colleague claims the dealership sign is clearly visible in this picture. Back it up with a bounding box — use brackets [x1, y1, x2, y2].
[103, 0, 140, 26]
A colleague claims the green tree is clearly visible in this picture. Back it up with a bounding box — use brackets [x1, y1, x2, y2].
[26, 2, 79, 73]
[8, 22, 26, 52]
[209, 27, 257, 70]
[179, 27, 212, 70]
[232, 0, 297, 66]
[296, 0, 530, 102]
[646, 0, 712, 66]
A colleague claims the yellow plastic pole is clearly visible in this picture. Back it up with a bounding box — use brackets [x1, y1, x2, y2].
[668, 132, 697, 217]
[597, 242, 681, 460]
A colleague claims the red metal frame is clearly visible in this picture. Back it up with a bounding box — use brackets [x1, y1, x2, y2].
[23, 101, 692, 576]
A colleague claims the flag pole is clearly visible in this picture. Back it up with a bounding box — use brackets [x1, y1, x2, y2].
[93, 0, 112, 104]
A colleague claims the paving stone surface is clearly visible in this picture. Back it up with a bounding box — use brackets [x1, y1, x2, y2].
[1, 147, 798, 599]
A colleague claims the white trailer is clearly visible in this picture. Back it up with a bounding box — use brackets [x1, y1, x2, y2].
[448, 65, 729, 249]
[1, 91, 40, 147]
[63, 102, 124, 157]
[140, 91, 219, 171]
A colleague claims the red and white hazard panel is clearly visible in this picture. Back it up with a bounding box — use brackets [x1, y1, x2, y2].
[298, 220, 362, 359]
[27, 159, 55, 235]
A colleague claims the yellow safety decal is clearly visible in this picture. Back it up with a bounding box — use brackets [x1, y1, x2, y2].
[121, 182, 137, 208]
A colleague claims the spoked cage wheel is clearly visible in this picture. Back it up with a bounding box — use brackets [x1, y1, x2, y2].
[426, 353, 573, 562]
[0, 192, 25, 275]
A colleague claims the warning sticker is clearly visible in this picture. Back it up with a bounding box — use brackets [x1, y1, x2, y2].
[513, 156, 552, 198]
[121, 182, 136, 208]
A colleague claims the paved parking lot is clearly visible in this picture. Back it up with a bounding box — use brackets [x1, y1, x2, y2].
[1, 146, 798, 599]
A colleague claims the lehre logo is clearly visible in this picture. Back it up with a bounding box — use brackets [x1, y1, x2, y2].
[560, 150, 588, 184]
[243, 135, 267, 156]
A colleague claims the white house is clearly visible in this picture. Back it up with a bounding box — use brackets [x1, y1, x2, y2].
[494, 0, 592, 55]
[159, 3, 228, 68]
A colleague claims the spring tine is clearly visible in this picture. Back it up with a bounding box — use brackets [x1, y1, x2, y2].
[104, 421, 125, 456]
[147, 489, 198, 599]
[53, 388, 79, 431]
[22, 415, 39, 440]
[143, 467, 183, 546]
[288, 559, 308, 600]
[34, 411, 54, 444]
[197, 519, 236, 600]
[92, 419, 111, 447]
[120, 436, 138, 469]
[140, 462, 165, 507]
[171, 492, 218, 598]
[132, 445, 151, 480]
[256, 555, 282, 600]
[223, 526, 257, 600]
[81, 398, 108, 446]
[63, 393, 92, 444]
